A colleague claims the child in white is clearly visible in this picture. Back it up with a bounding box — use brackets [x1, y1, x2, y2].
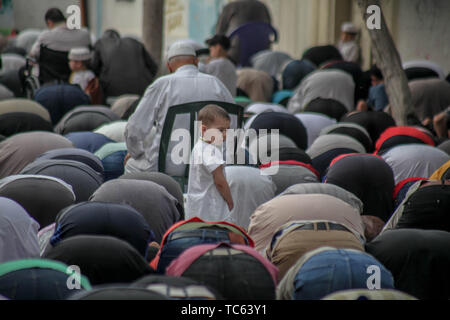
[68, 47, 95, 91]
[186, 105, 234, 222]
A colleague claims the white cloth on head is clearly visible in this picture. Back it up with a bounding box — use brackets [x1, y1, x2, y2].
[0, 197, 40, 263]
[124, 64, 234, 173]
[68, 47, 92, 61]
[170, 39, 206, 52]
[198, 57, 237, 96]
[166, 40, 197, 60]
[341, 22, 357, 34]
[186, 139, 228, 222]
[287, 69, 355, 114]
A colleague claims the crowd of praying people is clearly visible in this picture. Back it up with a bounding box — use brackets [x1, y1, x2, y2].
[0, 1, 449, 301]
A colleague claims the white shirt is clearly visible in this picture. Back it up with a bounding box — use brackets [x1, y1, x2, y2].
[225, 166, 276, 230]
[124, 64, 234, 173]
[185, 139, 228, 222]
[70, 70, 96, 91]
[199, 58, 237, 96]
[337, 40, 360, 65]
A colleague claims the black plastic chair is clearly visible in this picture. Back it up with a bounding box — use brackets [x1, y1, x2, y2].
[158, 101, 244, 192]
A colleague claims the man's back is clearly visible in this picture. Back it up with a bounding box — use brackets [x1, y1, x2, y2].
[92, 35, 158, 98]
[30, 25, 91, 58]
[199, 57, 237, 96]
[125, 64, 234, 173]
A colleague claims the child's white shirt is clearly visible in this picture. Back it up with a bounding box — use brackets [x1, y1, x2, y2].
[70, 69, 95, 91]
[185, 139, 232, 222]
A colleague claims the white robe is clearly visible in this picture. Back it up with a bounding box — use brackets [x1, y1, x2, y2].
[337, 40, 360, 64]
[124, 64, 234, 174]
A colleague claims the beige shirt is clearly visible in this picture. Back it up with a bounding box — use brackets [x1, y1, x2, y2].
[248, 194, 366, 253]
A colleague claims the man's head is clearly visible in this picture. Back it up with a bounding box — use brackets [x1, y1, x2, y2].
[370, 64, 384, 86]
[103, 29, 121, 40]
[166, 41, 198, 73]
[45, 8, 66, 29]
[340, 22, 358, 42]
[198, 105, 231, 145]
[205, 35, 230, 59]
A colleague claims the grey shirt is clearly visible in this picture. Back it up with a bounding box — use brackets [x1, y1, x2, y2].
[199, 57, 237, 96]
[30, 24, 91, 59]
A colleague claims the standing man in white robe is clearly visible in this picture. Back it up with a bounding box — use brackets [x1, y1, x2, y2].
[124, 41, 234, 174]
[337, 22, 360, 66]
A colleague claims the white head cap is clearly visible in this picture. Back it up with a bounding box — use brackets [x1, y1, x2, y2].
[341, 22, 357, 34]
[166, 40, 196, 61]
[68, 47, 92, 61]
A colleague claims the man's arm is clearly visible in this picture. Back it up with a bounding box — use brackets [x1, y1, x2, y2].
[433, 108, 450, 138]
[124, 82, 162, 159]
[29, 32, 46, 59]
[212, 165, 234, 211]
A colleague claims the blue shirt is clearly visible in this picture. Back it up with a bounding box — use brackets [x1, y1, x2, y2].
[368, 83, 389, 111]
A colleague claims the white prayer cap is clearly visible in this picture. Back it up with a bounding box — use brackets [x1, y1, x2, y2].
[68, 47, 92, 61]
[341, 22, 357, 34]
[166, 40, 196, 61]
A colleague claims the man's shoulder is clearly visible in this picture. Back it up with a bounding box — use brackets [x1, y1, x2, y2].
[167, 67, 221, 82]
[210, 58, 235, 67]
[147, 73, 175, 88]
[39, 26, 90, 44]
[36, 29, 52, 41]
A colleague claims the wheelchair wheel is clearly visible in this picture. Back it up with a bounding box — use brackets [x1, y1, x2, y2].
[24, 75, 40, 99]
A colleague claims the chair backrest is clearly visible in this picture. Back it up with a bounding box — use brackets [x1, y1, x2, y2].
[38, 45, 71, 85]
[158, 101, 244, 192]
[228, 22, 278, 68]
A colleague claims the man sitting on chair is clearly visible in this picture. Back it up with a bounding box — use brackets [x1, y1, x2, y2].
[124, 41, 234, 174]
[29, 8, 91, 59]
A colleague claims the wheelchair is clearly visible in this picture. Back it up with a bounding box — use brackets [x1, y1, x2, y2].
[21, 45, 71, 99]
